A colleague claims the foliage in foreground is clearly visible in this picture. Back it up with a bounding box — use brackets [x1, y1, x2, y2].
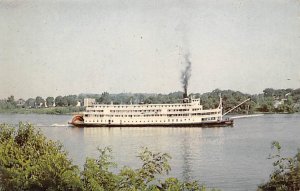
[258, 141, 300, 191]
[0, 123, 216, 191]
[0, 123, 82, 190]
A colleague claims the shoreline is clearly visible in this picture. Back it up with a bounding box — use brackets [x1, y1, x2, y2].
[0, 106, 85, 115]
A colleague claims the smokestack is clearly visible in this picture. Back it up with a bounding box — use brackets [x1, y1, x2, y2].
[181, 53, 192, 99]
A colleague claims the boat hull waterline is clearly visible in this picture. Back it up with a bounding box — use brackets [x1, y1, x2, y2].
[69, 118, 233, 128]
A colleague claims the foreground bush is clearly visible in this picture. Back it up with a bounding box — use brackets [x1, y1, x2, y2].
[0, 123, 216, 191]
[258, 141, 300, 191]
[0, 123, 82, 190]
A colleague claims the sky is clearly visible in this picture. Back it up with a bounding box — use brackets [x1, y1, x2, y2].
[0, 0, 300, 99]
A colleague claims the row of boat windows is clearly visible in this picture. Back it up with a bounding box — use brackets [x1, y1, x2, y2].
[85, 117, 217, 123]
[86, 110, 104, 112]
[167, 109, 190, 112]
[110, 109, 161, 113]
[86, 108, 202, 113]
[92, 104, 193, 109]
[86, 119, 193, 123]
[85, 112, 219, 118]
[191, 112, 220, 116]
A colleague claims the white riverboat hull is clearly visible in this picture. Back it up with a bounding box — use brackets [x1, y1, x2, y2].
[69, 117, 233, 128]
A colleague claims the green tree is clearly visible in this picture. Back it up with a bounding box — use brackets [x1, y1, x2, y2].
[4, 95, 17, 109]
[81, 146, 211, 191]
[285, 96, 295, 113]
[97, 92, 111, 104]
[7, 95, 15, 104]
[35, 96, 45, 108]
[257, 97, 275, 112]
[46, 96, 54, 107]
[81, 147, 118, 191]
[55, 96, 68, 107]
[26, 98, 35, 108]
[24, 98, 35, 108]
[291, 88, 300, 103]
[263, 88, 275, 97]
[0, 123, 82, 190]
[61, 96, 69, 107]
[258, 141, 300, 191]
[66, 95, 78, 106]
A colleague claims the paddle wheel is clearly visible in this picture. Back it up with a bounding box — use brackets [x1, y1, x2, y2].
[70, 115, 84, 126]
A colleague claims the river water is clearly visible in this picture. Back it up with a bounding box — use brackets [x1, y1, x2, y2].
[0, 113, 299, 190]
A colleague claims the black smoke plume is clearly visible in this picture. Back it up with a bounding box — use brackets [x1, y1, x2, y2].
[181, 53, 191, 98]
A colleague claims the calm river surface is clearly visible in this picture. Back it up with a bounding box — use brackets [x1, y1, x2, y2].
[0, 114, 299, 190]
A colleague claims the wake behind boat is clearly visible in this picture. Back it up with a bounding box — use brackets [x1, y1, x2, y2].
[230, 114, 264, 119]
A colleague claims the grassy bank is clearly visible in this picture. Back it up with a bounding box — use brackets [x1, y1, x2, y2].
[0, 106, 85, 115]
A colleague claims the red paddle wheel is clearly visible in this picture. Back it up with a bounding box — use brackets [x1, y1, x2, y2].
[71, 115, 84, 125]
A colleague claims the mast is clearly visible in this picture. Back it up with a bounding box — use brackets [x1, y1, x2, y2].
[222, 98, 250, 116]
[218, 94, 222, 109]
[218, 94, 223, 120]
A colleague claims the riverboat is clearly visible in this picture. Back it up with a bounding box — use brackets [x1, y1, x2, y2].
[70, 96, 233, 127]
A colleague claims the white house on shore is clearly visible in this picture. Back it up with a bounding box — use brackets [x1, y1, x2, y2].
[16, 99, 26, 107]
[84, 98, 96, 107]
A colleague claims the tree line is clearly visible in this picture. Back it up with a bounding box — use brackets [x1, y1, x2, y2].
[0, 95, 80, 109]
[0, 123, 299, 191]
[1, 88, 300, 113]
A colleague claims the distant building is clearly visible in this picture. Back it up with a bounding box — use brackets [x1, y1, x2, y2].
[84, 98, 96, 107]
[35, 102, 44, 108]
[274, 98, 287, 108]
[76, 101, 81, 107]
[16, 99, 25, 107]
